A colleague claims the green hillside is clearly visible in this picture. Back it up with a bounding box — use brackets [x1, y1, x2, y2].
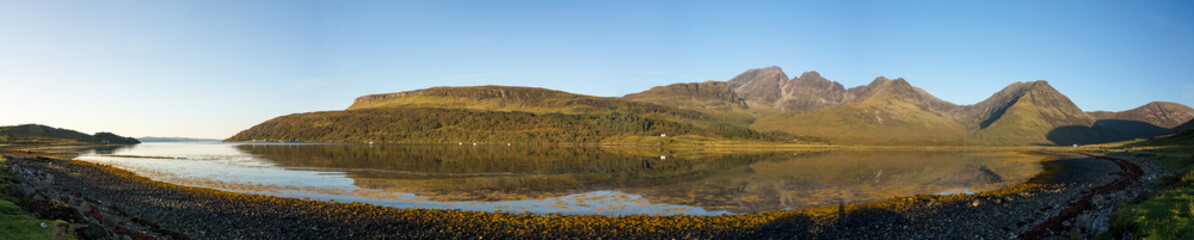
[226, 107, 796, 144]
[1168, 119, 1194, 134]
[965, 81, 1095, 145]
[347, 86, 716, 125]
[0, 124, 139, 145]
[622, 81, 758, 126]
[750, 79, 967, 145]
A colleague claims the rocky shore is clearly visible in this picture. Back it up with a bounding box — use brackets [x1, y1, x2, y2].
[1, 151, 1157, 240]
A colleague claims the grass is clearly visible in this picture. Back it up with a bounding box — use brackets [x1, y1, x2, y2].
[749, 84, 970, 146]
[1085, 134, 1194, 240]
[0, 157, 75, 240]
[1104, 158, 1194, 239]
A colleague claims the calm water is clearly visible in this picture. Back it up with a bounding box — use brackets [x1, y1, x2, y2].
[74, 142, 1045, 215]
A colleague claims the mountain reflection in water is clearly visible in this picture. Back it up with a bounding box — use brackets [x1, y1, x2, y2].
[75, 143, 1043, 215]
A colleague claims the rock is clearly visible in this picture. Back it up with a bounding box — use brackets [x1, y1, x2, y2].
[77, 223, 112, 240]
[971, 200, 982, 207]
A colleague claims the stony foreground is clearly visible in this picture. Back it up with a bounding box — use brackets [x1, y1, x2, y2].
[1, 151, 1156, 239]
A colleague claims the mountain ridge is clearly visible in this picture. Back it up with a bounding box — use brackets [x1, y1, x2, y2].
[230, 66, 1192, 146]
[0, 124, 140, 145]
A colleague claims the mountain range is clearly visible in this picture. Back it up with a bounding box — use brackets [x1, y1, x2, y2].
[228, 66, 1194, 146]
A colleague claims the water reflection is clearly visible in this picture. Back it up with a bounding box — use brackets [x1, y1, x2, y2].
[74, 143, 1043, 215]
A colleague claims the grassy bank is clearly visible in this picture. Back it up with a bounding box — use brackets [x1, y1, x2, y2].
[0, 156, 74, 240]
[1095, 153, 1194, 239]
[1078, 129, 1194, 239]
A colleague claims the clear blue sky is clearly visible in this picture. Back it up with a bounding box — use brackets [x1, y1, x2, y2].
[2, 1, 1192, 139]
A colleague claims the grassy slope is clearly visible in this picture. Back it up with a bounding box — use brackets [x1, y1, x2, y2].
[347, 86, 715, 126]
[1125, 130, 1194, 154]
[968, 83, 1094, 145]
[621, 81, 759, 126]
[1086, 131, 1194, 239]
[0, 124, 139, 145]
[227, 107, 796, 144]
[750, 81, 967, 145]
[1103, 153, 1194, 239]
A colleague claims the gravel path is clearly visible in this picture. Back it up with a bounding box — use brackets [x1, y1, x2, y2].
[2, 151, 1154, 240]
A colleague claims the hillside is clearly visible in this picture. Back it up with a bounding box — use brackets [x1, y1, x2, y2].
[959, 81, 1095, 145]
[1088, 101, 1194, 129]
[622, 81, 755, 125]
[0, 124, 140, 145]
[226, 107, 796, 144]
[751, 78, 968, 145]
[347, 85, 714, 125]
[1170, 119, 1194, 134]
[231, 66, 1193, 146]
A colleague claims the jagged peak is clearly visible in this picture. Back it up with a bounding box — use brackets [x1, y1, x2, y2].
[796, 71, 822, 80]
[728, 66, 789, 83]
[868, 76, 892, 86]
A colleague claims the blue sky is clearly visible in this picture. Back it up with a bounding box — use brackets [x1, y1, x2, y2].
[1, 0, 1192, 139]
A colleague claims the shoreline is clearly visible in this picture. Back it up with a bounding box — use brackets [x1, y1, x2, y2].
[1, 149, 1151, 239]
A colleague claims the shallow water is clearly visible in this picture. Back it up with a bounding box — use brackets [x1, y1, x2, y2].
[74, 142, 1044, 215]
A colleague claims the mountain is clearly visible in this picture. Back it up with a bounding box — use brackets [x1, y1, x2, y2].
[726, 66, 1188, 145]
[622, 81, 754, 125]
[725, 66, 958, 114]
[958, 81, 1096, 145]
[226, 107, 795, 144]
[0, 124, 140, 145]
[1040, 101, 1194, 145]
[726, 67, 858, 112]
[1170, 119, 1194, 134]
[1088, 101, 1194, 129]
[347, 85, 714, 125]
[231, 85, 797, 144]
[751, 77, 968, 145]
[230, 66, 1193, 146]
[726, 66, 791, 111]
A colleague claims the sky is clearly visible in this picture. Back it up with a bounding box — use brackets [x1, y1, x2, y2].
[1, 0, 1192, 139]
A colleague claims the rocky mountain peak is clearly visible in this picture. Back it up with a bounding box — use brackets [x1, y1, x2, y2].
[868, 76, 892, 86]
[1089, 101, 1194, 129]
[727, 66, 791, 109]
